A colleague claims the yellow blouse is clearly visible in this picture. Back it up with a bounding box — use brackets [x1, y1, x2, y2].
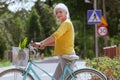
[53, 19, 75, 55]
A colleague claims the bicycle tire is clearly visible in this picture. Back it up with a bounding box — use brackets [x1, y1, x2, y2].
[0, 68, 34, 80]
[67, 68, 107, 80]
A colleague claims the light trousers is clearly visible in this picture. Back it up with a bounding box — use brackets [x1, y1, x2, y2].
[53, 56, 74, 80]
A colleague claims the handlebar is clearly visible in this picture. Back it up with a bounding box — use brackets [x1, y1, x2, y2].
[27, 41, 40, 59]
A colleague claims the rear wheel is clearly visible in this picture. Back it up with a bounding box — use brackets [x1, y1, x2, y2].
[0, 68, 34, 80]
[68, 68, 107, 80]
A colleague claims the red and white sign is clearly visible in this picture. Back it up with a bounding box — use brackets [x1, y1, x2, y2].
[97, 26, 108, 37]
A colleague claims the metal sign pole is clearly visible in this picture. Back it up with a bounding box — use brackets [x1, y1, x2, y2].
[94, 0, 98, 57]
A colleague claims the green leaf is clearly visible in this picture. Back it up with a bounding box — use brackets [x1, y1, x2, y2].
[18, 37, 28, 49]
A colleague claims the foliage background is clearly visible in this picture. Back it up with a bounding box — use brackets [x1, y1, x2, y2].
[0, 0, 120, 60]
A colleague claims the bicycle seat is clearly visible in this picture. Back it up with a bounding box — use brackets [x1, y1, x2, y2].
[62, 54, 79, 61]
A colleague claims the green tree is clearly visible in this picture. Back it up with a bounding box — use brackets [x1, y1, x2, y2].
[105, 0, 120, 46]
[34, 1, 57, 55]
[26, 8, 43, 42]
[0, 0, 9, 15]
[1, 12, 28, 45]
[35, 1, 57, 37]
[0, 32, 7, 59]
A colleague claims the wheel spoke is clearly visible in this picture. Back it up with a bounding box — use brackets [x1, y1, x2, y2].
[68, 68, 107, 80]
[0, 68, 33, 80]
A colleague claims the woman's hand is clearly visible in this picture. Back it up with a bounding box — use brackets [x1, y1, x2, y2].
[38, 42, 45, 50]
[32, 42, 45, 50]
[32, 35, 55, 49]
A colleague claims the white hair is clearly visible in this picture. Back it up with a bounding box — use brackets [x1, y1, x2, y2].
[53, 3, 70, 19]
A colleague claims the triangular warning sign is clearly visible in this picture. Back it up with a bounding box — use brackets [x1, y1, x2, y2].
[88, 11, 101, 23]
[97, 16, 108, 27]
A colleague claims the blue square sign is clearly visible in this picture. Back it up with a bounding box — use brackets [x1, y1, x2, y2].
[87, 10, 102, 24]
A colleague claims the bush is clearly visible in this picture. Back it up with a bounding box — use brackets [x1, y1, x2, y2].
[0, 37, 6, 60]
[85, 56, 120, 80]
[86, 50, 95, 59]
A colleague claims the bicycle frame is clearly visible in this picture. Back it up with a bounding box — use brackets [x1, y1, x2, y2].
[22, 60, 76, 80]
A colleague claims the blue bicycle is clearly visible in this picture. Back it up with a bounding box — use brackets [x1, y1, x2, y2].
[0, 45, 107, 80]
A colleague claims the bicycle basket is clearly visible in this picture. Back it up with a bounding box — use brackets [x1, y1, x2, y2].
[12, 47, 29, 67]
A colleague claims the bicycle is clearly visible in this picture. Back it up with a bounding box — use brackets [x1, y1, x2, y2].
[0, 44, 108, 80]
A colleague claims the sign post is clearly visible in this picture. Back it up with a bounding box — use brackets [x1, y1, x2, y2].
[94, 0, 98, 57]
[87, 0, 102, 57]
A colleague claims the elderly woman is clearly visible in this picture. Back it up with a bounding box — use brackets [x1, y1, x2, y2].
[33, 3, 79, 79]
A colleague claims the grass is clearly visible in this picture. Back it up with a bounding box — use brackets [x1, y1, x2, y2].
[0, 61, 12, 68]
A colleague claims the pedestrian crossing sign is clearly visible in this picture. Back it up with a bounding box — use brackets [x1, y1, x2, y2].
[87, 10, 102, 24]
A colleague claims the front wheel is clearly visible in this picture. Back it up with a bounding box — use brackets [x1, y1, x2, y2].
[0, 68, 34, 80]
[68, 68, 107, 80]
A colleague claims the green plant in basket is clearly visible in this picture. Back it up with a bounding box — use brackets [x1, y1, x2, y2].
[17, 37, 29, 66]
[18, 37, 28, 49]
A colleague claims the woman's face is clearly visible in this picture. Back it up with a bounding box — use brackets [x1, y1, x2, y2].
[55, 8, 67, 23]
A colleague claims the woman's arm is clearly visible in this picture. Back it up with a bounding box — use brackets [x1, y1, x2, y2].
[47, 41, 55, 46]
[33, 35, 55, 49]
[41, 35, 55, 46]
[38, 35, 55, 49]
